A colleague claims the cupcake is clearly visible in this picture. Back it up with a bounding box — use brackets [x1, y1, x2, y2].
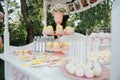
[64, 26, 74, 34]
[53, 42, 60, 48]
[46, 41, 53, 48]
[56, 24, 64, 35]
[43, 26, 54, 35]
[62, 42, 69, 49]
[42, 27, 47, 35]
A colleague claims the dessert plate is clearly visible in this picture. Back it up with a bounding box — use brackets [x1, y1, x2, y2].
[59, 62, 110, 80]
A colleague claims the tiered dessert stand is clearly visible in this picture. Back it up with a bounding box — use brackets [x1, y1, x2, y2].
[43, 12, 74, 56]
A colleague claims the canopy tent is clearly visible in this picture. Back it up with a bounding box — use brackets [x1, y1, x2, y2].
[44, 0, 73, 4]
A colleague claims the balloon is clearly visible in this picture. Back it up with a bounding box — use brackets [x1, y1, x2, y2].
[0, 37, 2, 45]
[0, 12, 4, 19]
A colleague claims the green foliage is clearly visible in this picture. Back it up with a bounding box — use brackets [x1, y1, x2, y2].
[8, 0, 44, 46]
[66, 0, 112, 35]
[25, 0, 44, 36]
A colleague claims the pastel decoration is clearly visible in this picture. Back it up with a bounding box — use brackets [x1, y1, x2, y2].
[94, 38, 102, 44]
[104, 33, 111, 39]
[104, 57, 110, 62]
[75, 67, 85, 77]
[102, 39, 110, 44]
[85, 67, 94, 78]
[93, 63, 102, 76]
[17, 72, 23, 80]
[11, 73, 17, 80]
[97, 32, 105, 39]
[90, 33, 97, 39]
[22, 74, 29, 80]
[66, 64, 76, 74]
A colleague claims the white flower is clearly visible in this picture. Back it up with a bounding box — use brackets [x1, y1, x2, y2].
[50, 4, 67, 13]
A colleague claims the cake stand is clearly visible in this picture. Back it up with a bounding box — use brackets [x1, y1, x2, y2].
[44, 31, 73, 56]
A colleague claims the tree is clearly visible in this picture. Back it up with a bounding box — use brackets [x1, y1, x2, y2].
[0, 2, 4, 37]
[20, 0, 34, 43]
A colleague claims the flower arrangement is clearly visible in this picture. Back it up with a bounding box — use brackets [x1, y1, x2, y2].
[50, 4, 67, 14]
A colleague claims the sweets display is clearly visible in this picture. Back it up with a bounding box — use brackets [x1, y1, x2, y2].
[89, 32, 111, 46]
[14, 50, 34, 61]
[87, 30, 111, 64]
[63, 41, 110, 79]
[14, 50, 66, 67]
[64, 26, 74, 35]
[46, 41, 69, 49]
[42, 26, 54, 35]
[66, 62, 102, 78]
[42, 25, 74, 35]
[56, 24, 64, 35]
[42, 25, 74, 54]
[89, 50, 111, 64]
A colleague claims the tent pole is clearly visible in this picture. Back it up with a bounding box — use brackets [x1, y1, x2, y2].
[43, 1, 47, 27]
[4, 0, 9, 56]
[4, 0, 9, 80]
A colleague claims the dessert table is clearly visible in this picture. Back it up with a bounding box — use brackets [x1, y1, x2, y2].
[0, 42, 73, 80]
[0, 50, 110, 80]
[0, 33, 110, 80]
[0, 54, 73, 80]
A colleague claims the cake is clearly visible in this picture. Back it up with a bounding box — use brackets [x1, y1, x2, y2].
[56, 24, 64, 35]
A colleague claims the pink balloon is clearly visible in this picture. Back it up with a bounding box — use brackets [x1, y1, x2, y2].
[0, 37, 2, 44]
[0, 12, 4, 19]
